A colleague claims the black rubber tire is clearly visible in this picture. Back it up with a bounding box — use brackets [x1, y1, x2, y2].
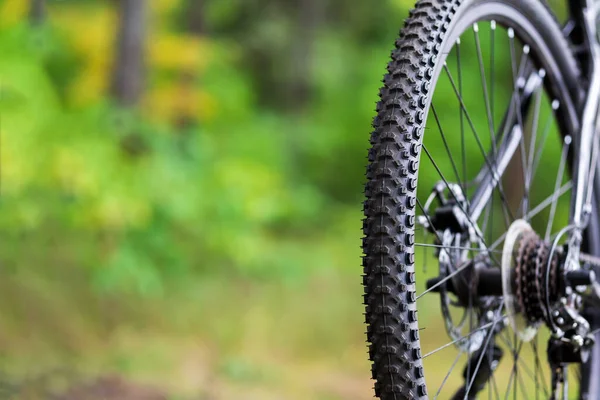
[362, 0, 582, 399]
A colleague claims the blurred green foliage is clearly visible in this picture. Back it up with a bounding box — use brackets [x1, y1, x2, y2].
[0, 0, 579, 398]
[0, 0, 397, 292]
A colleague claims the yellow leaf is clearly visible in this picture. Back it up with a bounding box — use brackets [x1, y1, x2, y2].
[0, 0, 28, 26]
[149, 34, 211, 72]
[53, 7, 116, 105]
[144, 80, 217, 124]
[151, 0, 180, 14]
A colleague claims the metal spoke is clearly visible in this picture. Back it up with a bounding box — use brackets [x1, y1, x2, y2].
[464, 303, 505, 396]
[416, 260, 472, 300]
[434, 350, 465, 399]
[564, 368, 569, 400]
[508, 29, 530, 218]
[516, 367, 531, 399]
[527, 182, 572, 224]
[422, 144, 503, 269]
[490, 20, 496, 134]
[474, 22, 496, 156]
[422, 229, 428, 274]
[475, 21, 508, 242]
[503, 339, 524, 400]
[488, 348, 493, 400]
[416, 198, 475, 292]
[443, 64, 515, 225]
[481, 194, 493, 236]
[514, 101, 552, 219]
[531, 105, 558, 181]
[490, 371, 502, 400]
[545, 136, 571, 240]
[457, 37, 467, 200]
[489, 181, 572, 251]
[424, 313, 508, 359]
[496, 335, 550, 398]
[467, 279, 474, 396]
[532, 338, 550, 397]
[432, 102, 463, 186]
[524, 77, 544, 218]
[534, 339, 540, 400]
[415, 243, 502, 254]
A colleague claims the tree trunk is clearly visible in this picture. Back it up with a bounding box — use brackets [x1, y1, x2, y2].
[286, 0, 323, 110]
[111, 0, 147, 107]
[186, 0, 205, 35]
[29, 0, 45, 26]
[173, 0, 206, 130]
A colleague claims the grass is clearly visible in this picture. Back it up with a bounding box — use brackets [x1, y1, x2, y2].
[0, 208, 375, 399]
[0, 206, 580, 398]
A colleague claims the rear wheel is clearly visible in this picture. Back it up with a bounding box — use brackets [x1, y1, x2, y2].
[362, 0, 596, 398]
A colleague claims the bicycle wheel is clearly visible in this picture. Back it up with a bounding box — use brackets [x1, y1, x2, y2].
[362, 0, 597, 398]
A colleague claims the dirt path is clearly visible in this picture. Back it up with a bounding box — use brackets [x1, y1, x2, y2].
[57, 376, 167, 400]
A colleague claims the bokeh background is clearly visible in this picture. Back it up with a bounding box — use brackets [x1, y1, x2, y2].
[0, 0, 573, 399]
